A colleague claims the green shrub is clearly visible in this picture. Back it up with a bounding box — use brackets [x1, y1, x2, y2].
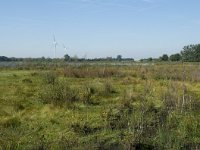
[80, 83, 102, 105]
[42, 71, 57, 85]
[39, 80, 78, 105]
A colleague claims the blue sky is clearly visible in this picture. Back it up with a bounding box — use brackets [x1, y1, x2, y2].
[0, 0, 200, 59]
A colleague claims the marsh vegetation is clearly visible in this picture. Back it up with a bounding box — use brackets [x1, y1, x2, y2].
[0, 62, 199, 149]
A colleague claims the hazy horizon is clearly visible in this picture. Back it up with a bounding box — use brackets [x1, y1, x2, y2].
[1, 0, 200, 59]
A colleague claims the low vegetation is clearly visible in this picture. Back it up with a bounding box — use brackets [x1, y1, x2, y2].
[0, 62, 199, 149]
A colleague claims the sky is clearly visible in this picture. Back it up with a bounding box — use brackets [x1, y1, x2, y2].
[0, 0, 200, 59]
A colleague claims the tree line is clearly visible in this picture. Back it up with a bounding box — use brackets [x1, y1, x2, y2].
[0, 55, 134, 62]
[164, 44, 200, 62]
[141, 43, 200, 62]
[1, 44, 200, 62]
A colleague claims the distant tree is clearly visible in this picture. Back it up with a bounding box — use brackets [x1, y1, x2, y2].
[0, 56, 10, 61]
[64, 54, 71, 61]
[181, 44, 200, 62]
[160, 54, 169, 61]
[117, 55, 122, 61]
[148, 57, 153, 62]
[170, 53, 182, 61]
[46, 58, 52, 62]
[41, 57, 45, 61]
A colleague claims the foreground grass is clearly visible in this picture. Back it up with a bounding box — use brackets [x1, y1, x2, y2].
[0, 63, 199, 150]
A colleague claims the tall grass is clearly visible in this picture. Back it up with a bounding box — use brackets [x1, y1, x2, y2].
[0, 62, 200, 149]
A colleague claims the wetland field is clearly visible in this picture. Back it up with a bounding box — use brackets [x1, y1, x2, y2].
[0, 62, 199, 150]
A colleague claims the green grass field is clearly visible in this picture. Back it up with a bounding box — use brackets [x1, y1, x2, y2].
[0, 63, 199, 150]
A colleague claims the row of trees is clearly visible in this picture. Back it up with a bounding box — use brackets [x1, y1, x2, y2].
[1, 44, 200, 62]
[64, 54, 134, 62]
[158, 44, 200, 62]
[159, 53, 182, 62]
[0, 56, 53, 62]
[140, 53, 182, 62]
[0, 55, 134, 62]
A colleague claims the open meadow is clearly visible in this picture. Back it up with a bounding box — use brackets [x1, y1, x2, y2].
[0, 62, 199, 150]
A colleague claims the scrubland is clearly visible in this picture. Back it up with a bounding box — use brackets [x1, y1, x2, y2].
[0, 62, 199, 150]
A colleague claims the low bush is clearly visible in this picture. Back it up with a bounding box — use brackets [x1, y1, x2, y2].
[38, 80, 79, 105]
[80, 85, 96, 104]
[41, 71, 57, 85]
